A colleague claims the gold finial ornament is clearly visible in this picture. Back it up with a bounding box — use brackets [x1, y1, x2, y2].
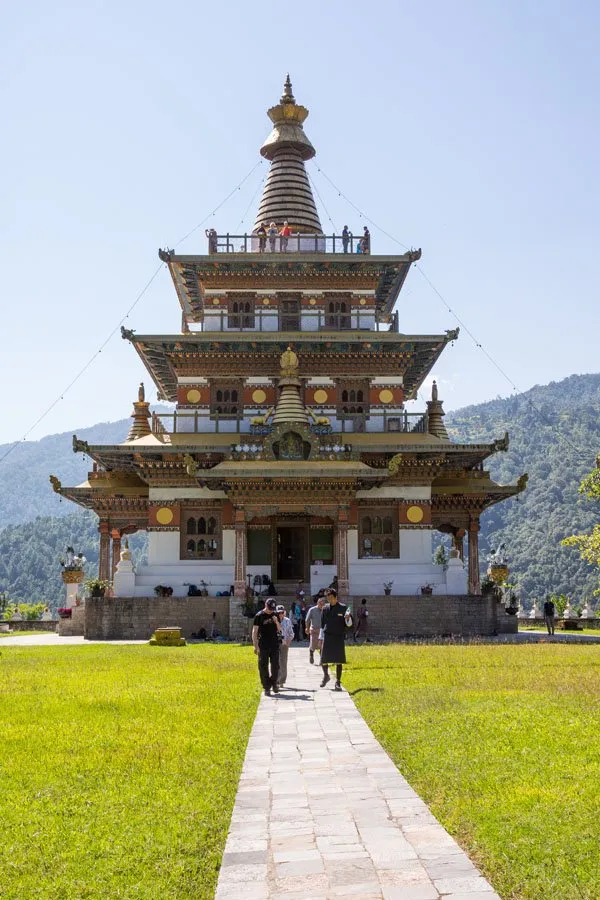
[388, 454, 403, 475]
[138, 382, 145, 403]
[280, 346, 299, 376]
[281, 73, 295, 104]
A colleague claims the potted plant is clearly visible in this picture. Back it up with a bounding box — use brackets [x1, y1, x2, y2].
[154, 585, 173, 598]
[57, 607, 72, 619]
[85, 578, 111, 599]
[383, 581, 393, 596]
[421, 583, 433, 595]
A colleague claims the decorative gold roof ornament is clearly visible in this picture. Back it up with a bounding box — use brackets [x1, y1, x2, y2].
[280, 345, 299, 376]
[126, 382, 151, 441]
[272, 346, 309, 426]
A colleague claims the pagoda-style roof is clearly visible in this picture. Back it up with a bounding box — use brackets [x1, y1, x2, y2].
[122, 328, 457, 402]
[160, 249, 421, 321]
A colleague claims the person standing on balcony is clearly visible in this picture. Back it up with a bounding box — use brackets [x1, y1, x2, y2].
[360, 226, 370, 254]
[205, 228, 218, 253]
[279, 221, 291, 251]
[268, 222, 278, 252]
[256, 222, 267, 253]
[342, 225, 350, 253]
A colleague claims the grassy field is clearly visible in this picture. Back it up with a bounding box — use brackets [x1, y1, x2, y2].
[0, 644, 259, 900]
[344, 644, 600, 900]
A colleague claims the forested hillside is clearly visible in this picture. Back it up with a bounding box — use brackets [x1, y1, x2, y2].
[0, 375, 598, 607]
[447, 373, 600, 603]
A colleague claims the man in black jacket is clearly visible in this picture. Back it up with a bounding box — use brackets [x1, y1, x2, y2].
[320, 589, 352, 691]
[252, 598, 281, 695]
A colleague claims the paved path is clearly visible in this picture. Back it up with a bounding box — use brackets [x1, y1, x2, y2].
[215, 647, 500, 900]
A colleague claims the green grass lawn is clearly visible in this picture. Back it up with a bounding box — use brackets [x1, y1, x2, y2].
[0, 644, 259, 899]
[519, 624, 600, 635]
[344, 644, 600, 900]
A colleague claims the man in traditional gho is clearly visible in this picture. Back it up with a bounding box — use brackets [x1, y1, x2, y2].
[320, 588, 352, 691]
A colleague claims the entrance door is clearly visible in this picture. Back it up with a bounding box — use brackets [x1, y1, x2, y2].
[277, 527, 306, 580]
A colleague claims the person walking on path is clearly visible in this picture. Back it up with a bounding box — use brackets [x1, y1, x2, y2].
[276, 605, 294, 687]
[353, 597, 370, 643]
[543, 596, 556, 635]
[252, 598, 281, 695]
[320, 588, 353, 691]
[305, 595, 324, 664]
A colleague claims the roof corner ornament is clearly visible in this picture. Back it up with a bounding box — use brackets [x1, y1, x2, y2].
[183, 454, 198, 477]
[516, 473, 529, 492]
[494, 431, 509, 452]
[121, 326, 135, 341]
[158, 248, 173, 262]
[388, 453, 403, 475]
[72, 435, 90, 455]
[445, 328, 460, 342]
[49, 474, 62, 493]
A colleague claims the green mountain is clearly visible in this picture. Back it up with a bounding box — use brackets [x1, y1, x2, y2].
[0, 375, 598, 608]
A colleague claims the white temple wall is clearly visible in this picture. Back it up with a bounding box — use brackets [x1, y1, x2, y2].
[137, 529, 234, 598]
[348, 527, 439, 596]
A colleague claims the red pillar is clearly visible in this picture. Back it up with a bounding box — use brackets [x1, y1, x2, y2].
[468, 515, 481, 595]
[98, 521, 111, 582]
[336, 508, 349, 603]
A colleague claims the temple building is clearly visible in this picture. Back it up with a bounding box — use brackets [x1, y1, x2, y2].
[51, 76, 525, 640]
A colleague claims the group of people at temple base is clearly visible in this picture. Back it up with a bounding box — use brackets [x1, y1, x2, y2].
[251, 590, 371, 696]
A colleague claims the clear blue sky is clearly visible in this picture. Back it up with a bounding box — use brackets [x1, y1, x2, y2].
[1, 0, 598, 446]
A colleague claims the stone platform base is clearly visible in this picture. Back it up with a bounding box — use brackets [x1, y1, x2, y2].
[57, 606, 85, 636]
[84, 594, 507, 641]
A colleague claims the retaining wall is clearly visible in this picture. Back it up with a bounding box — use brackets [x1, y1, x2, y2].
[85, 596, 231, 641]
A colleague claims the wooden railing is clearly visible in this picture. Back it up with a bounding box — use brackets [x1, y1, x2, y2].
[198, 307, 398, 333]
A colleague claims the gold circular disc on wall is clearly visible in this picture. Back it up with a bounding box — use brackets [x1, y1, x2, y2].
[406, 505, 424, 523]
[156, 507, 174, 525]
[309, 298, 317, 306]
[262, 298, 270, 305]
[212, 298, 220, 305]
[186, 389, 201, 403]
[252, 389, 267, 404]
[359, 298, 367, 306]
[314, 389, 328, 404]
[378, 389, 394, 403]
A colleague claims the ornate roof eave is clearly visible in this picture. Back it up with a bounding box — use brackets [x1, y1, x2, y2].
[159, 251, 421, 318]
[432, 473, 527, 511]
[121, 328, 456, 402]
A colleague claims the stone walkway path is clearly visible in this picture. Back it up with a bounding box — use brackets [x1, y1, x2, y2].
[215, 646, 500, 900]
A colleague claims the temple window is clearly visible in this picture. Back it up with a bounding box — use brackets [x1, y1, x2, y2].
[210, 381, 243, 419]
[325, 297, 351, 329]
[279, 295, 301, 330]
[181, 509, 223, 559]
[337, 380, 370, 426]
[359, 508, 398, 558]
[228, 294, 255, 329]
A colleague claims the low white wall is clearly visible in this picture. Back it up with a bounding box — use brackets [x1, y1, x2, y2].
[310, 564, 336, 595]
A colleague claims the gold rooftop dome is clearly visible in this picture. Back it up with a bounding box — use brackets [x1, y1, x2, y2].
[254, 75, 322, 235]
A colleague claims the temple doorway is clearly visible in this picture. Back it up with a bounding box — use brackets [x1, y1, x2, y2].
[276, 526, 306, 580]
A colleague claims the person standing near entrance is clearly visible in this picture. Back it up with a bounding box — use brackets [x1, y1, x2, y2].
[353, 598, 370, 643]
[320, 588, 352, 691]
[276, 605, 294, 687]
[252, 598, 281, 695]
[543, 596, 556, 635]
[305, 595, 324, 664]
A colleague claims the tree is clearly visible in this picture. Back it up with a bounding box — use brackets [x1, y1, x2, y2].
[562, 454, 600, 593]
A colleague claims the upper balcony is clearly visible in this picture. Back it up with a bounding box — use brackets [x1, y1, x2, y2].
[205, 231, 372, 255]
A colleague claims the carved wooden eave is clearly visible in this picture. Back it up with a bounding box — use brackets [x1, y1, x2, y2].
[160, 251, 422, 320]
[54, 484, 149, 517]
[121, 331, 457, 402]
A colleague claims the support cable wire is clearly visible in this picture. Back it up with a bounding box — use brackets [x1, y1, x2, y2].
[235, 169, 266, 232]
[310, 163, 588, 458]
[0, 160, 264, 466]
[307, 171, 337, 233]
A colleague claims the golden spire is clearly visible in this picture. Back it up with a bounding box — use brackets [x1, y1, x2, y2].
[426, 380, 449, 440]
[280, 346, 299, 376]
[272, 346, 309, 426]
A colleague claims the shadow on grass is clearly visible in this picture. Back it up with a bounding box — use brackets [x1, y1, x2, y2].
[349, 687, 385, 696]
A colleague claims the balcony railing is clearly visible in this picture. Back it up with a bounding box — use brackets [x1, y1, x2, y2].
[151, 410, 428, 436]
[199, 307, 399, 333]
[207, 232, 371, 255]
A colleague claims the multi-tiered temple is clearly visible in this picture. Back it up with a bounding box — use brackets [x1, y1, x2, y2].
[52, 77, 525, 639]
